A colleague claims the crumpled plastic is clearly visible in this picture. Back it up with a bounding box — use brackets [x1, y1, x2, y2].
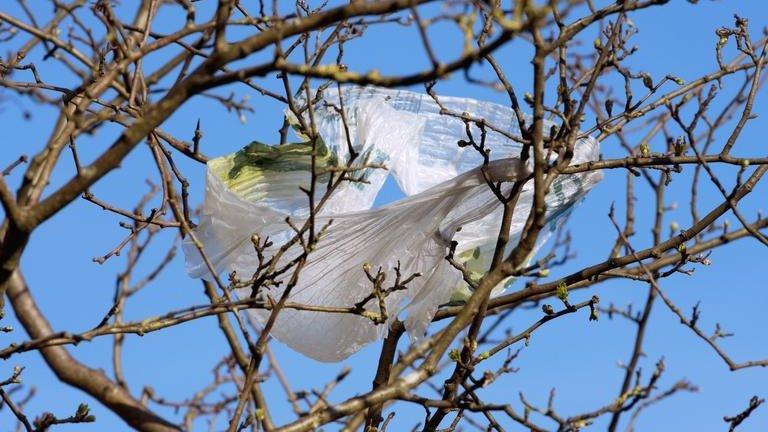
[183, 86, 603, 362]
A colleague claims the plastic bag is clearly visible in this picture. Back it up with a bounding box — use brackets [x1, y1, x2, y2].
[184, 86, 603, 362]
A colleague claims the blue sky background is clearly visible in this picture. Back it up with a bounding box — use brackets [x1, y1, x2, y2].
[1, 1, 767, 431]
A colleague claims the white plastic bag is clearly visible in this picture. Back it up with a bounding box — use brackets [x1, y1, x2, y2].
[184, 86, 602, 362]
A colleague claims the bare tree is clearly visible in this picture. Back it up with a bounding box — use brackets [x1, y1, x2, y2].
[0, 1, 766, 431]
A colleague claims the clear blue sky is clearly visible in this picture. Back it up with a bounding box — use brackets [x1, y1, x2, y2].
[1, 1, 767, 431]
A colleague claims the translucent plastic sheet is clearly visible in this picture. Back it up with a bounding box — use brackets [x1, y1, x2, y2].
[184, 87, 603, 362]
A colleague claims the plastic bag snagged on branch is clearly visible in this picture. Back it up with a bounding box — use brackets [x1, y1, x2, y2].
[183, 86, 603, 362]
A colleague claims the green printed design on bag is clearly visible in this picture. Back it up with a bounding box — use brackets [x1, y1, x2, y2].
[209, 139, 339, 197]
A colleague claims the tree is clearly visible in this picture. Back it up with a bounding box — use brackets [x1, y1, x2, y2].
[0, 1, 766, 431]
